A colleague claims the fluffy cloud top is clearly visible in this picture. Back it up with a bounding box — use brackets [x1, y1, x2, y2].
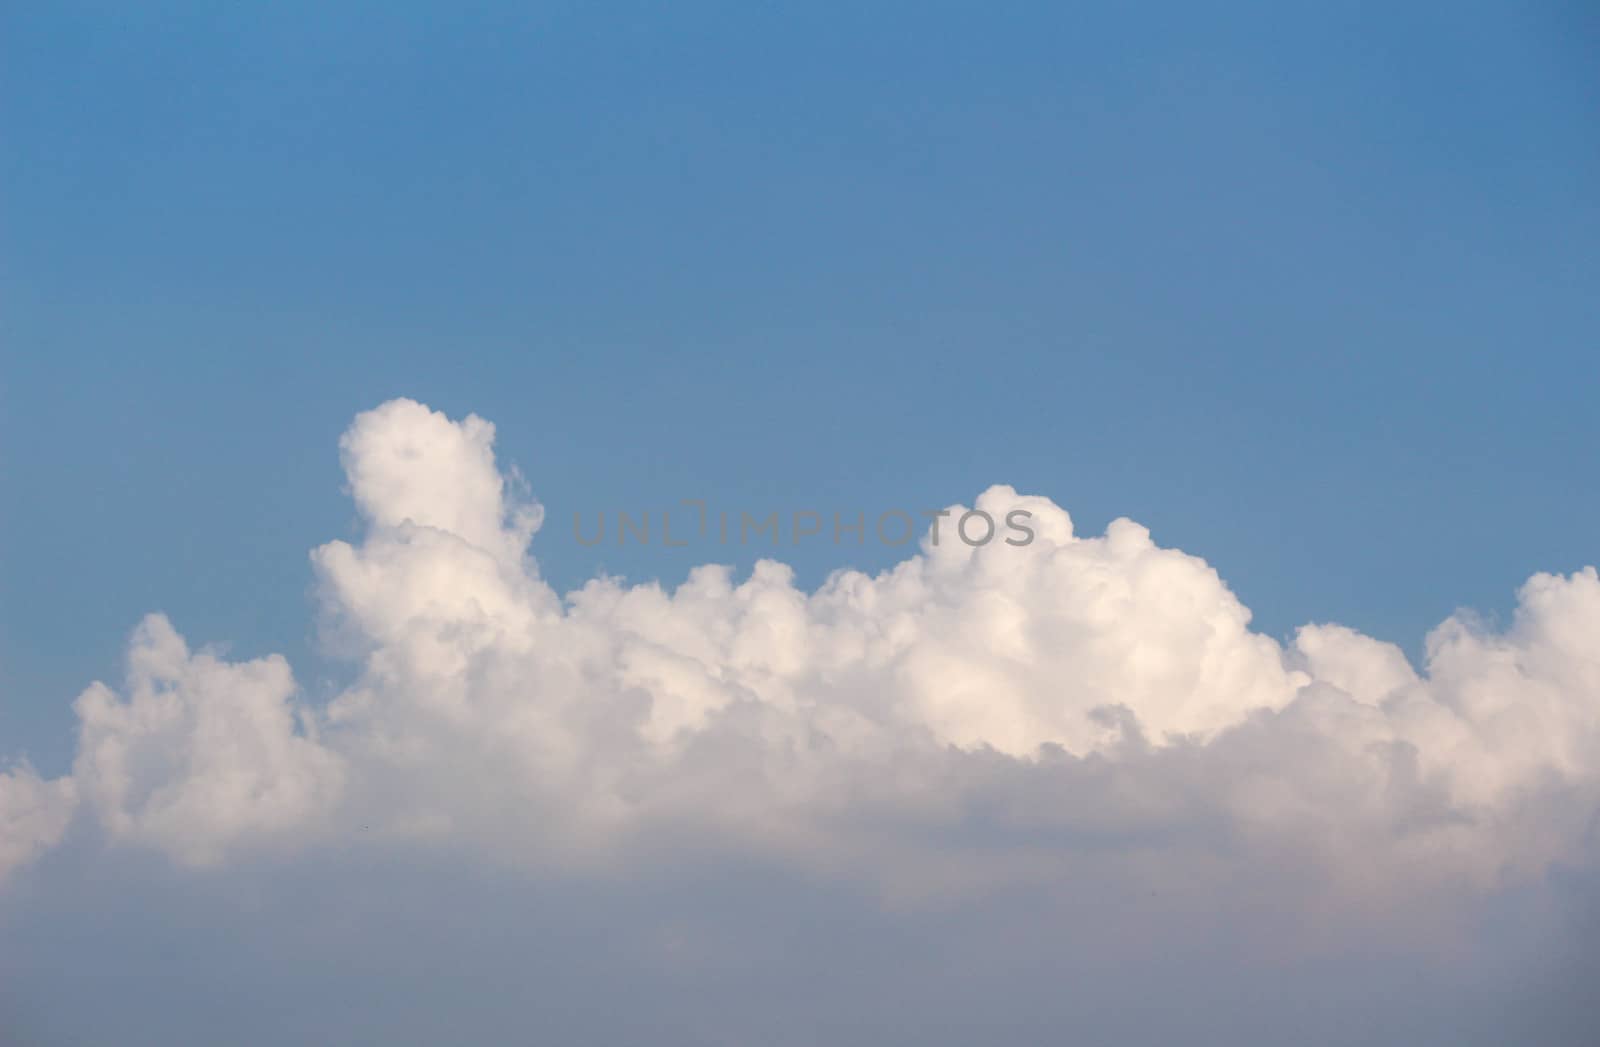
[0, 763, 74, 884]
[71, 615, 344, 867]
[5, 398, 1599, 910]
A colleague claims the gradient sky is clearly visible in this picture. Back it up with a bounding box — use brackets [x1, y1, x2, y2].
[4, 6, 1600, 1043]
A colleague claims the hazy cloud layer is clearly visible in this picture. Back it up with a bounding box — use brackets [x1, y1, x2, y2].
[4, 398, 1598, 1043]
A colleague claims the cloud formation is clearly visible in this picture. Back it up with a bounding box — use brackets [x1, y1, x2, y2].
[7, 398, 1599, 891]
[3, 399, 1598, 1042]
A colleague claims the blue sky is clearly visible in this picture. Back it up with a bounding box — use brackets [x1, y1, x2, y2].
[0, 6, 1593, 742]
[4, 5, 1600, 1043]
[6, 3, 1596, 772]
[7, 3, 1598, 773]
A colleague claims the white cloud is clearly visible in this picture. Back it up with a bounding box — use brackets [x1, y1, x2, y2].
[0, 762, 75, 883]
[5, 397, 1599, 923]
[70, 614, 344, 867]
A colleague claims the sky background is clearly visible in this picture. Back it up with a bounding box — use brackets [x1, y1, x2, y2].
[3, 0, 1598, 777]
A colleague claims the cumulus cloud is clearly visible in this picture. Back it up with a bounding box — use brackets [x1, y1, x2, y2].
[5, 398, 1598, 892]
[3, 398, 1598, 1042]
[0, 763, 75, 883]
[70, 614, 344, 867]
